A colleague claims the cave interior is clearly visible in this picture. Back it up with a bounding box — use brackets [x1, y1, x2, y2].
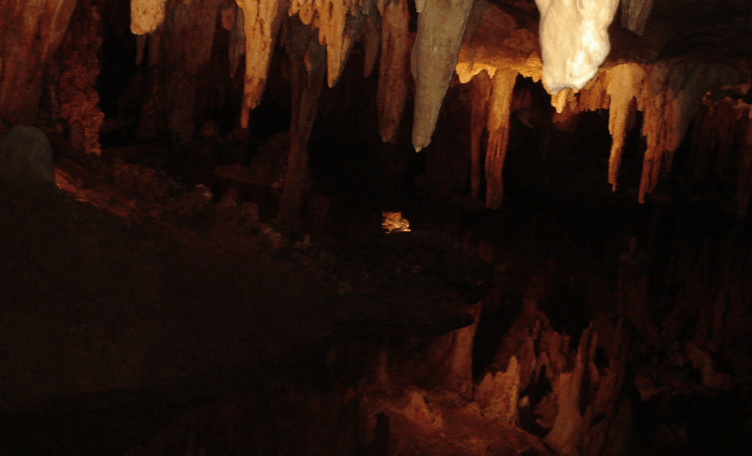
[1, 0, 752, 455]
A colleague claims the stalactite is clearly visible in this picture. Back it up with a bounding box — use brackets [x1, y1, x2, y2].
[278, 18, 327, 226]
[131, 0, 170, 34]
[235, 0, 286, 128]
[538, 59, 740, 202]
[224, 2, 245, 78]
[289, 0, 375, 89]
[638, 62, 739, 202]
[136, 30, 163, 139]
[0, 0, 78, 124]
[620, 0, 655, 35]
[361, 13, 380, 79]
[58, 1, 105, 155]
[535, 0, 619, 94]
[376, 0, 411, 143]
[484, 69, 517, 209]
[161, 0, 221, 143]
[469, 71, 493, 200]
[454, 1, 541, 85]
[606, 63, 645, 191]
[411, 0, 474, 151]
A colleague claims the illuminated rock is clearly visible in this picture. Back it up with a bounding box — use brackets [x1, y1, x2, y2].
[131, 0, 169, 34]
[535, 0, 619, 94]
[235, 0, 286, 128]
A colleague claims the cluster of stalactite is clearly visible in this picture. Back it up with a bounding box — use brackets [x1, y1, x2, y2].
[459, 6, 745, 208]
[133, 0, 223, 143]
[2, 0, 750, 219]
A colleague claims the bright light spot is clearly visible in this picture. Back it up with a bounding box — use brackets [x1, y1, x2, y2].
[382, 211, 411, 234]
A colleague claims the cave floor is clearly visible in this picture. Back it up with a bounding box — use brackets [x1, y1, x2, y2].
[0, 143, 484, 455]
[1, 140, 751, 455]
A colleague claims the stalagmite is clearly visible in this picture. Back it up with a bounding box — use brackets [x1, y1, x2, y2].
[475, 356, 520, 424]
[544, 324, 595, 455]
[606, 63, 645, 190]
[235, 0, 286, 128]
[377, 0, 411, 143]
[131, 0, 170, 34]
[424, 302, 482, 397]
[535, 0, 619, 94]
[484, 69, 518, 209]
[620, 0, 655, 35]
[0, 0, 78, 124]
[278, 19, 327, 225]
[411, 0, 474, 151]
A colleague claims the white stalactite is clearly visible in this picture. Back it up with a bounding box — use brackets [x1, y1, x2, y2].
[131, 0, 170, 35]
[535, 0, 619, 94]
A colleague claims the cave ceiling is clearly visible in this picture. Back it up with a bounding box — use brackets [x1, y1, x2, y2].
[1, 0, 752, 215]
